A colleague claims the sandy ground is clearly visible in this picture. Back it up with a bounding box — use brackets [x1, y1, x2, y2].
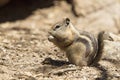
[0, 0, 120, 80]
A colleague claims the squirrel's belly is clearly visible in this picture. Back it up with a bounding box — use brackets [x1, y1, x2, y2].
[66, 42, 89, 66]
[67, 52, 88, 66]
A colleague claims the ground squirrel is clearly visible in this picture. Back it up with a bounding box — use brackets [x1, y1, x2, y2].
[48, 18, 103, 67]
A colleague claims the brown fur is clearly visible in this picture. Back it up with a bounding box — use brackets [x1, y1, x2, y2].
[48, 18, 98, 66]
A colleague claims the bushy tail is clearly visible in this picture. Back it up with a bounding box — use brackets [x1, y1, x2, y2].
[91, 31, 105, 65]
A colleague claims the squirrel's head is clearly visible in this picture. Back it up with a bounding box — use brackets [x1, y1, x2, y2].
[48, 18, 77, 49]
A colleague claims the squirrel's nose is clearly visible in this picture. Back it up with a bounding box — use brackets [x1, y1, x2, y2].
[48, 31, 52, 35]
[48, 31, 54, 41]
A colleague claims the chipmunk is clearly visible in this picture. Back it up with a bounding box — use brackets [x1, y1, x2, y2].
[48, 18, 103, 67]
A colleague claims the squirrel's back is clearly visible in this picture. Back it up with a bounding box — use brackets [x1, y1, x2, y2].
[78, 31, 98, 65]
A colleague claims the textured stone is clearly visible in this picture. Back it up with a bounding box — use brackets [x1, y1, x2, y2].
[102, 32, 120, 61]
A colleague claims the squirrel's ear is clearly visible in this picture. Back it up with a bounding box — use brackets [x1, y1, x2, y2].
[65, 18, 70, 25]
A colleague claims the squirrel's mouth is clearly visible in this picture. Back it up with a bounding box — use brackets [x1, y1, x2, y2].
[48, 31, 65, 42]
[48, 32, 58, 42]
[48, 35, 55, 41]
[48, 33, 63, 42]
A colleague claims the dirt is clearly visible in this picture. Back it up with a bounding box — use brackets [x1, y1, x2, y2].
[0, 0, 120, 80]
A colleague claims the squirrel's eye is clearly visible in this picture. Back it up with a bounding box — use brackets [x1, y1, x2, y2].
[54, 25, 60, 30]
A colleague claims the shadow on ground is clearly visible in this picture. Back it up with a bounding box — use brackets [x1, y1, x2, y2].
[0, 0, 55, 23]
[94, 64, 108, 80]
[42, 57, 70, 67]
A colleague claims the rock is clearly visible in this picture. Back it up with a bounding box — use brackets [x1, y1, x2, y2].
[102, 32, 120, 61]
[72, 0, 119, 17]
[73, 0, 120, 35]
